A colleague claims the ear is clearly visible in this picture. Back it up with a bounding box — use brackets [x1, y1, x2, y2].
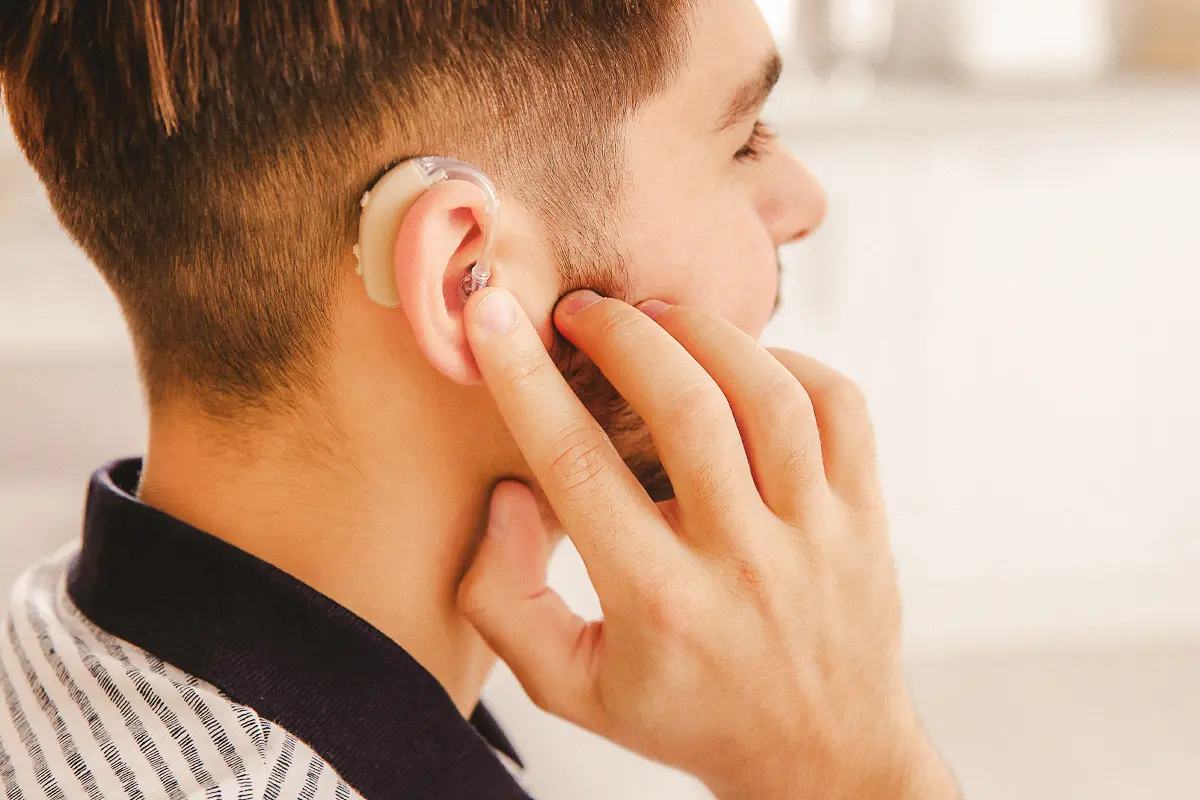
[392, 179, 495, 386]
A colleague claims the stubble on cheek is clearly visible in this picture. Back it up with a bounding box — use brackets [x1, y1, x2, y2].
[548, 330, 674, 502]
[548, 246, 674, 502]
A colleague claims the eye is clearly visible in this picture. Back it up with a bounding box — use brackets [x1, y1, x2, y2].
[734, 120, 775, 162]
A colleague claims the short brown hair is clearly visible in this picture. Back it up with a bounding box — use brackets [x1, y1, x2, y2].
[0, 1, 687, 417]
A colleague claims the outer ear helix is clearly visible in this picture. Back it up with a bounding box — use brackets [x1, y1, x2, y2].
[355, 156, 500, 308]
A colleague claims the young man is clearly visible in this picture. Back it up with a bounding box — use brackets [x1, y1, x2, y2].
[0, 0, 959, 798]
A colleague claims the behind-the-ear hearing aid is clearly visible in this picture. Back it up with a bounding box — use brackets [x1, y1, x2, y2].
[354, 157, 499, 308]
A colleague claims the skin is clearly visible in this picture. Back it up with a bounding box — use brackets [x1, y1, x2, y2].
[141, 0, 816, 715]
[460, 289, 960, 799]
[135, 2, 958, 795]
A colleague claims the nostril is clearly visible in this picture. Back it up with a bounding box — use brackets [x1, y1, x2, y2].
[786, 226, 812, 244]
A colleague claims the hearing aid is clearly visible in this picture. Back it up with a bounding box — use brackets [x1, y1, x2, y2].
[354, 157, 499, 308]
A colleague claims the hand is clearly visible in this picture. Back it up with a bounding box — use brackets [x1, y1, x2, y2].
[458, 288, 958, 800]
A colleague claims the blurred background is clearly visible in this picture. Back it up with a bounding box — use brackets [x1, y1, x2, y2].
[2, 0, 1198, 798]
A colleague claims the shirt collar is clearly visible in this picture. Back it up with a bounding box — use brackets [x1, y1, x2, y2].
[68, 458, 528, 800]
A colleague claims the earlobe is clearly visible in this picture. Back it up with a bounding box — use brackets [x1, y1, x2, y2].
[392, 180, 493, 386]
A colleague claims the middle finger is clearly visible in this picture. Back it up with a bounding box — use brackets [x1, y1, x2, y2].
[554, 291, 763, 532]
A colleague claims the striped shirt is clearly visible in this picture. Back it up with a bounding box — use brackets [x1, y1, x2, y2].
[1, 459, 530, 800]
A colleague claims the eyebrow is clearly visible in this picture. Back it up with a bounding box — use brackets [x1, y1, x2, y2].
[716, 51, 783, 132]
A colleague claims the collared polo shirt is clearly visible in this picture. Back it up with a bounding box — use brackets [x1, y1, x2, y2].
[0, 458, 532, 799]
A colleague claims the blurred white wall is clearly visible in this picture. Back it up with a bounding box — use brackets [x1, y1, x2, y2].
[763, 85, 1200, 651]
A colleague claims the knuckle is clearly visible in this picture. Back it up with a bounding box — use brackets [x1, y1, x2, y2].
[499, 353, 550, 391]
[455, 575, 489, 620]
[732, 558, 766, 602]
[644, 592, 678, 637]
[729, 555, 789, 620]
[595, 305, 647, 350]
[759, 375, 815, 425]
[779, 439, 822, 495]
[825, 375, 870, 417]
[548, 424, 611, 491]
[714, 530, 778, 604]
[640, 578, 685, 636]
[664, 381, 731, 433]
[687, 459, 738, 515]
[825, 376, 880, 463]
[674, 305, 721, 336]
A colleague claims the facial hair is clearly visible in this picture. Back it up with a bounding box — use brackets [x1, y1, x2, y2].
[549, 251, 784, 504]
[549, 330, 675, 502]
[547, 235, 674, 501]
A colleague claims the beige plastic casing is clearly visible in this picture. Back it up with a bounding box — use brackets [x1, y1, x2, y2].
[354, 160, 435, 308]
[355, 157, 499, 308]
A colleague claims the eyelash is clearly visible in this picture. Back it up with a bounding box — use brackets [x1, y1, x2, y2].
[735, 120, 775, 162]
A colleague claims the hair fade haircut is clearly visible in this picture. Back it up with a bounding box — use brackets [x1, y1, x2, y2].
[0, 1, 688, 417]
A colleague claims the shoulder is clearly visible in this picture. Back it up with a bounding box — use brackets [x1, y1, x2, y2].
[1, 547, 364, 799]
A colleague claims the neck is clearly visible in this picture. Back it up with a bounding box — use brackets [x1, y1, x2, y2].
[138, 373, 514, 716]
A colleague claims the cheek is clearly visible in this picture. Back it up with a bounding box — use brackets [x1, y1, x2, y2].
[725, 232, 779, 337]
[633, 216, 778, 339]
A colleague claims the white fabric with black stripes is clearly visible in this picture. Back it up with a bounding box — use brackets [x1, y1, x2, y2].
[0, 547, 364, 800]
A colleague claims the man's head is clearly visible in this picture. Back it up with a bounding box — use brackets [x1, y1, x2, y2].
[0, 0, 824, 495]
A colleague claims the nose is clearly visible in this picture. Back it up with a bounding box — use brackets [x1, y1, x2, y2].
[761, 149, 827, 247]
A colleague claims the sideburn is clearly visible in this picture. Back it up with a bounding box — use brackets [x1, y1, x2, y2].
[549, 246, 675, 502]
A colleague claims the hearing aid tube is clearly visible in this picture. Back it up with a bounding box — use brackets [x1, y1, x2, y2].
[355, 157, 499, 308]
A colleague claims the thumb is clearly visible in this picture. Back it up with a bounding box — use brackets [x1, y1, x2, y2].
[458, 481, 602, 727]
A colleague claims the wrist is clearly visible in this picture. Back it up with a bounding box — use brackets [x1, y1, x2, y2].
[882, 733, 960, 800]
[709, 716, 959, 800]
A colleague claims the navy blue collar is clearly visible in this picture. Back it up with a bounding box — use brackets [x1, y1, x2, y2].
[68, 458, 529, 800]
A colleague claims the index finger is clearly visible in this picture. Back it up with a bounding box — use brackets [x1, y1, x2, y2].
[464, 288, 674, 593]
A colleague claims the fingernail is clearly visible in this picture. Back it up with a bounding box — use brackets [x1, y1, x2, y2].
[485, 504, 506, 541]
[485, 482, 521, 540]
[558, 289, 603, 316]
[475, 290, 517, 334]
[637, 299, 670, 320]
